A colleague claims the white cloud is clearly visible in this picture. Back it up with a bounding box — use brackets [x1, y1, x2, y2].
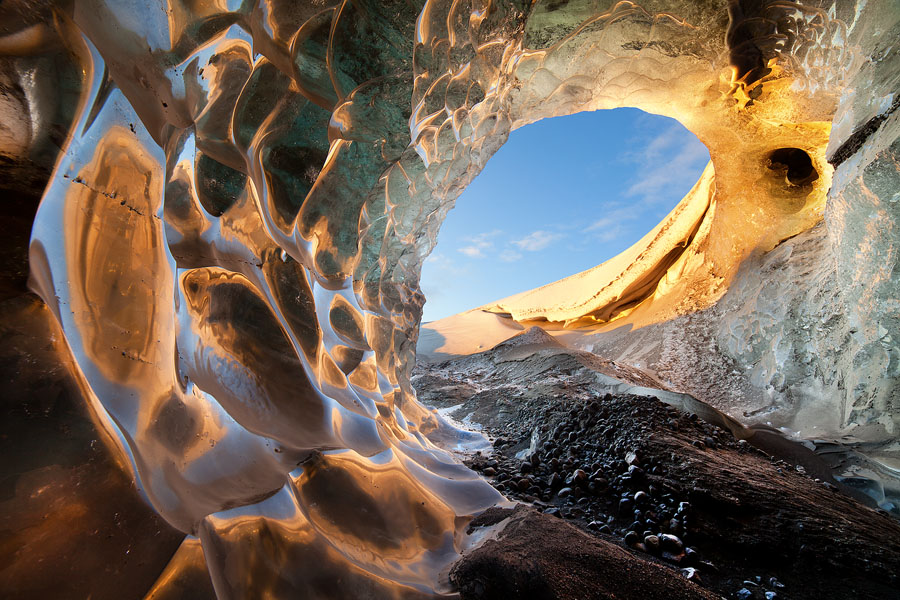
[580, 126, 707, 245]
[643, 125, 681, 159]
[512, 230, 564, 252]
[422, 251, 467, 276]
[626, 141, 708, 200]
[458, 230, 501, 259]
[584, 205, 641, 244]
[459, 245, 484, 257]
[584, 205, 637, 232]
[623, 125, 710, 204]
[595, 224, 628, 243]
[585, 217, 614, 232]
[425, 252, 450, 265]
[500, 249, 523, 262]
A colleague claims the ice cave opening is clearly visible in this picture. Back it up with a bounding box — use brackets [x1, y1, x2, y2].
[418, 107, 711, 324]
[3, 1, 900, 599]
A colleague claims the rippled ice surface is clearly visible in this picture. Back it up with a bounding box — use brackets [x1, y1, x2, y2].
[2, 0, 898, 596]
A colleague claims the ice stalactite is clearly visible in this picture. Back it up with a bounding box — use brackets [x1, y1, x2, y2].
[0, 0, 897, 597]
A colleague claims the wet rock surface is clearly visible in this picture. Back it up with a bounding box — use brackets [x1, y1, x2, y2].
[414, 333, 900, 600]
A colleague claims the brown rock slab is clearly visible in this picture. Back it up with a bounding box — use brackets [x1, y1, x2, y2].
[452, 506, 717, 600]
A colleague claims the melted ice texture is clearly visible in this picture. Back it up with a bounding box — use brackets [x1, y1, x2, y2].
[4, 0, 898, 597]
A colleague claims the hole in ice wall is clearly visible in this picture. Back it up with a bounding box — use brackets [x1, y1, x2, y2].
[419, 108, 711, 323]
[767, 148, 818, 187]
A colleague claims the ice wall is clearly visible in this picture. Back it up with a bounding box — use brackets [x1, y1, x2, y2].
[1, 0, 898, 597]
[485, 1, 899, 445]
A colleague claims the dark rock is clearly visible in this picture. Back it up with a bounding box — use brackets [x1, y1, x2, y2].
[466, 507, 516, 531]
[698, 561, 718, 574]
[668, 518, 683, 536]
[567, 469, 588, 486]
[661, 550, 683, 564]
[548, 472, 562, 489]
[660, 534, 684, 553]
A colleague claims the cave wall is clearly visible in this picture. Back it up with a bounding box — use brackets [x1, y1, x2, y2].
[1, 0, 898, 596]
[716, 3, 900, 442]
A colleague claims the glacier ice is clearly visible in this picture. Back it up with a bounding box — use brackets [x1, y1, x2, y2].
[0, 0, 898, 597]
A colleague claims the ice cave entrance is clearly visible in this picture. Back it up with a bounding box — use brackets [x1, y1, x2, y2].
[419, 108, 711, 324]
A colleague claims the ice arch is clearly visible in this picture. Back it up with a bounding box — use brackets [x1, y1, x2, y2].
[1, 0, 898, 597]
[418, 107, 711, 323]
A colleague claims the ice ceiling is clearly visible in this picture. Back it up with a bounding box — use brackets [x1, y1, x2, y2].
[2, 0, 899, 597]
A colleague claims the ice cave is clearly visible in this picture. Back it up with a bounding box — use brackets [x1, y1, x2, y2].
[1, 1, 899, 599]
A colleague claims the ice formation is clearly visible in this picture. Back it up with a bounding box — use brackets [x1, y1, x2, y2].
[1, 0, 898, 597]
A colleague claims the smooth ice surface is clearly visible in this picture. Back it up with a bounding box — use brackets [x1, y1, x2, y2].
[2, 0, 899, 597]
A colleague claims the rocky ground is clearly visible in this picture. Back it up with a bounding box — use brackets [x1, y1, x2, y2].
[413, 328, 900, 600]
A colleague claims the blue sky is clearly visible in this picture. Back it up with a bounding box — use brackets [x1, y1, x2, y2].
[419, 107, 710, 323]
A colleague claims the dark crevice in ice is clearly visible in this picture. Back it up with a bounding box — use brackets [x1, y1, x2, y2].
[829, 95, 900, 167]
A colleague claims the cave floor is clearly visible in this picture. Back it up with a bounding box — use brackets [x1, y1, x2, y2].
[413, 333, 900, 600]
